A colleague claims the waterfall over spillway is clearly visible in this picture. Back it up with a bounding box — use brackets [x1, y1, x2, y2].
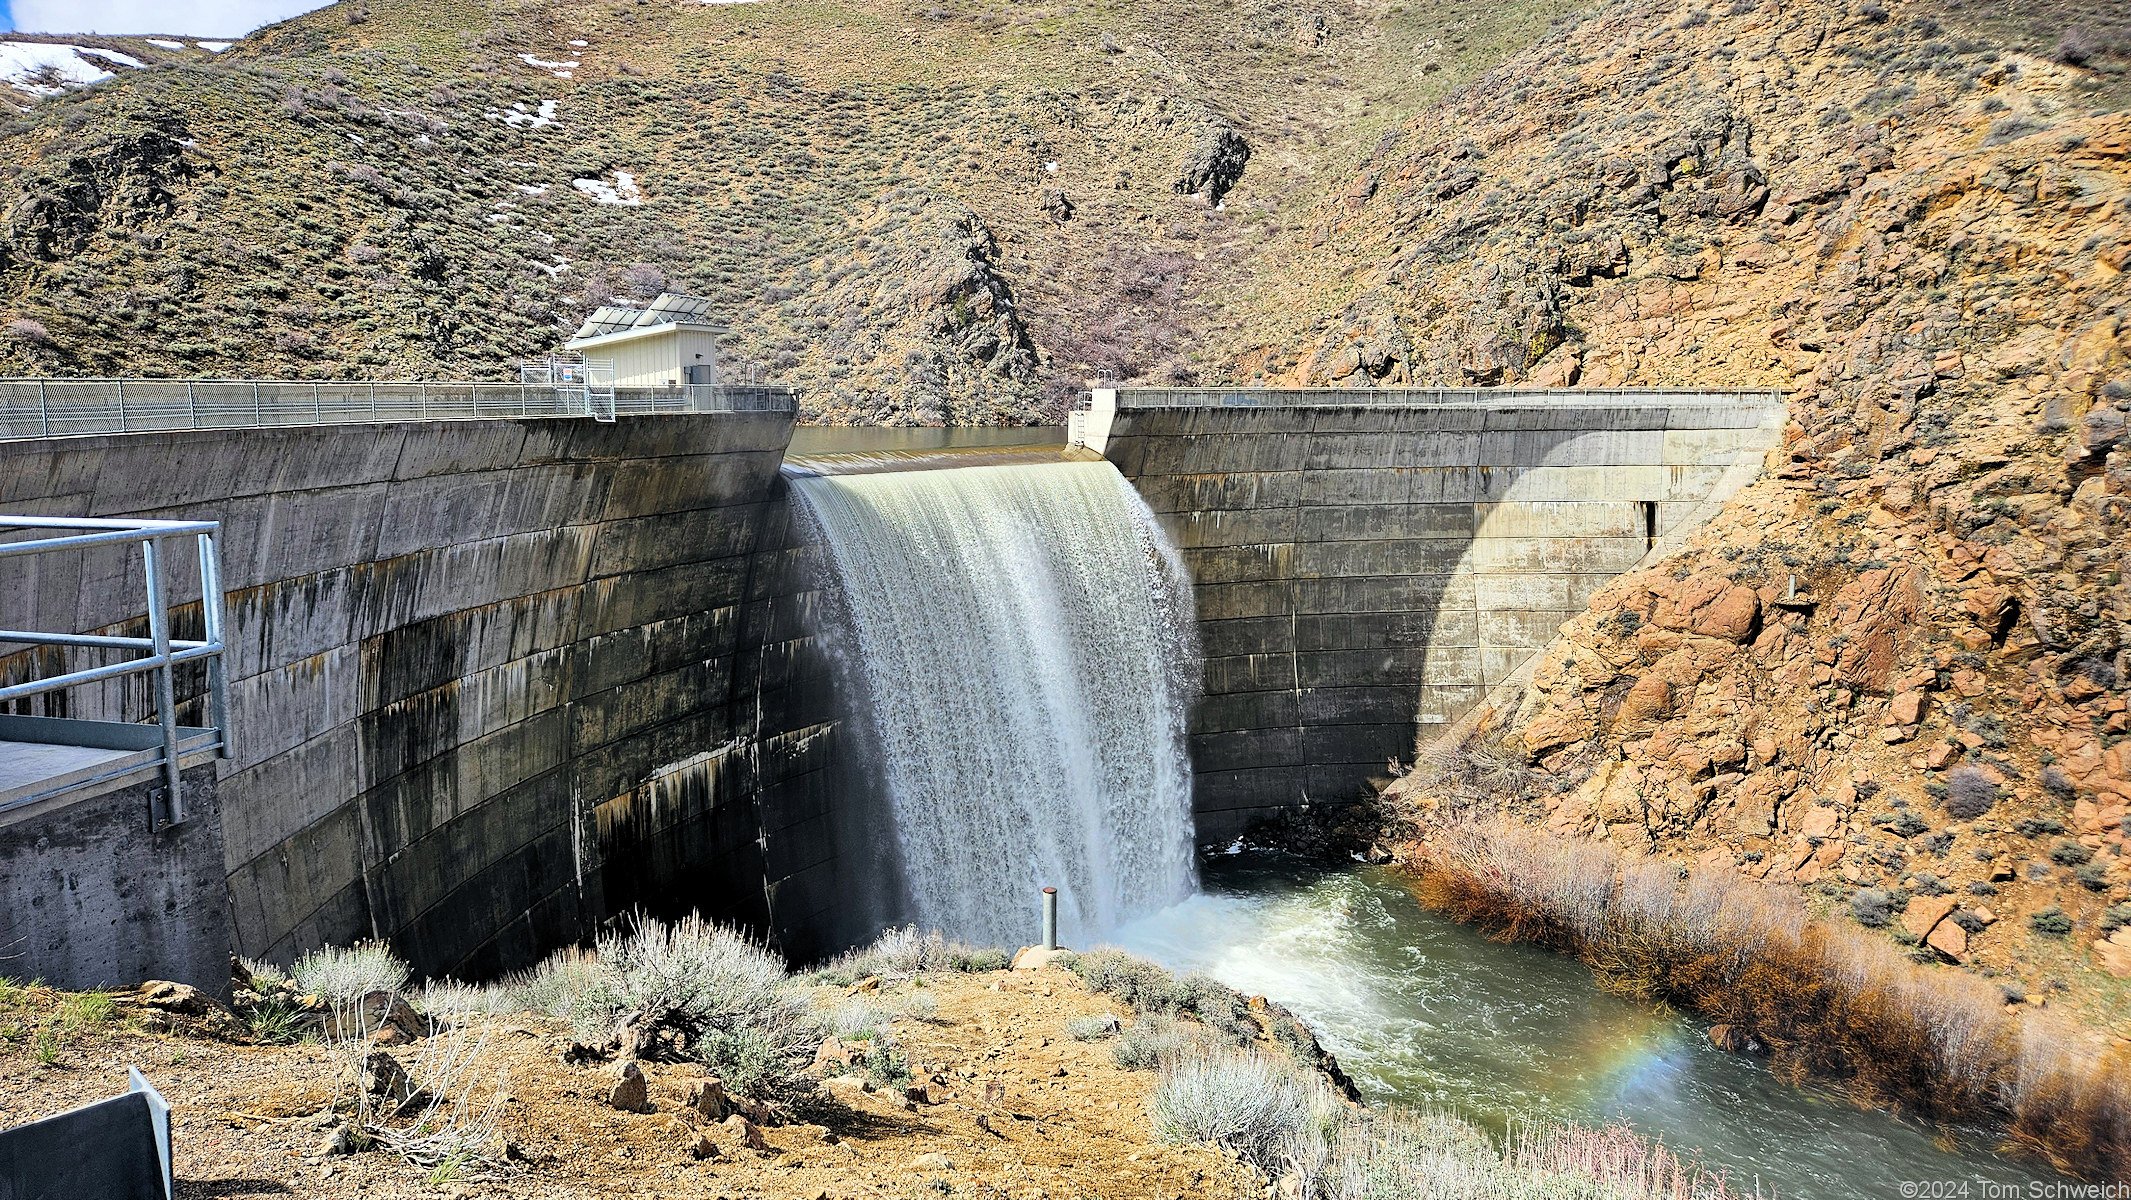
[790, 460, 1200, 949]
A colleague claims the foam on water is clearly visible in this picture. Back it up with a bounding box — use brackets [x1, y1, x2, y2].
[790, 460, 1199, 948]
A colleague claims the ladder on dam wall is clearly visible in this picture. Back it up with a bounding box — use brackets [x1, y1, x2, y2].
[0, 516, 232, 827]
[0, 376, 797, 439]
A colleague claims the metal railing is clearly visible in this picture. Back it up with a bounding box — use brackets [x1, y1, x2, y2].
[0, 378, 797, 439]
[0, 516, 231, 826]
[1105, 386, 1786, 409]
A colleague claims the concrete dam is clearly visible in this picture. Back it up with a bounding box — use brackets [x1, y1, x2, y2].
[0, 387, 1781, 990]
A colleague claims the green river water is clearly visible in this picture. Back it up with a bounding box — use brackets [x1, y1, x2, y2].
[1113, 853, 2059, 1200]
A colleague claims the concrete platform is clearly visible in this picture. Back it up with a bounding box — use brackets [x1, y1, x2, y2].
[0, 714, 219, 821]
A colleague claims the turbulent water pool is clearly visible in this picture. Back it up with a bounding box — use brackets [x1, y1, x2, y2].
[1114, 853, 2056, 1200]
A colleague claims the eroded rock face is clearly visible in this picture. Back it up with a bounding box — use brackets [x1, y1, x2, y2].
[803, 187, 1041, 424]
[1363, 0, 2131, 981]
[7, 102, 194, 265]
[1174, 121, 1250, 205]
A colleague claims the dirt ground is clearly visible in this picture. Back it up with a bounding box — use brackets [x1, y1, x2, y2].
[0, 967, 1251, 1200]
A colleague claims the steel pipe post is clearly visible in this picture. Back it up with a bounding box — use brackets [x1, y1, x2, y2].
[141, 538, 185, 826]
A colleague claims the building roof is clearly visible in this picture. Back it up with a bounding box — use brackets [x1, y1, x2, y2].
[564, 319, 727, 353]
[565, 292, 728, 346]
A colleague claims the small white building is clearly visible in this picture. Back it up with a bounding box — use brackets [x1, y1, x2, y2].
[563, 293, 727, 387]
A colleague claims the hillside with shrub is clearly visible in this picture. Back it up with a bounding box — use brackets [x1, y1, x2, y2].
[0, 0, 1594, 422]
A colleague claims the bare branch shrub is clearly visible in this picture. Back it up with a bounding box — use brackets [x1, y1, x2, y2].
[1943, 766, 1999, 819]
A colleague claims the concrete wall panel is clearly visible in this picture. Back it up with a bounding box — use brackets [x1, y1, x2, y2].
[1102, 390, 1782, 839]
[0, 414, 857, 982]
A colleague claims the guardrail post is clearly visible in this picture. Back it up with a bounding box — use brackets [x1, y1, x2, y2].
[252, 381, 261, 424]
[37, 378, 47, 437]
[314, 382, 322, 423]
[186, 381, 196, 426]
[140, 537, 185, 828]
[117, 378, 127, 431]
[197, 530, 232, 760]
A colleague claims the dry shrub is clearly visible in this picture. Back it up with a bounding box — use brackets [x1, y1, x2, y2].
[1407, 728, 1565, 818]
[1409, 818, 2129, 1180]
[2007, 1027, 2131, 1176]
[1944, 766, 1999, 819]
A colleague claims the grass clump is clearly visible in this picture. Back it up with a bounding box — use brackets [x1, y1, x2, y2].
[1147, 1038, 1754, 1198]
[505, 915, 818, 1105]
[1114, 1013, 1199, 1070]
[805, 926, 1007, 986]
[1064, 1012, 1121, 1041]
[1148, 1050, 1326, 1173]
[1944, 766, 1999, 818]
[1850, 888, 1894, 927]
[2049, 841, 2094, 867]
[292, 941, 411, 1004]
[1064, 948, 1257, 1045]
[2029, 906, 2074, 936]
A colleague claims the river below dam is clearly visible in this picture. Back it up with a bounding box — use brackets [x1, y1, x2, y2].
[1115, 852, 2056, 1200]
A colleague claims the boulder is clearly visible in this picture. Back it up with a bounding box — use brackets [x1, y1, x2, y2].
[1521, 707, 1596, 755]
[813, 1037, 853, 1071]
[912, 1152, 954, 1171]
[326, 990, 425, 1045]
[136, 981, 215, 1017]
[1616, 675, 1672, 726]
[1174, 121, 1251, 204]
[607, 1060, 650, 1113]
[688, 1132, 720, 1161]
[1694, 586, 1761, 641]
[1799, 805, 1840, 838]
[362, 1050, 413, 1101]
[1889, 691, 1926, 726]
[1650, 574, 1760, 642]
[684, 1076, 732, 1120]
[725, 1113, 769, 1152]
[1902, 895, 1959, 940]
[1010, 945, 1073, 970]
[317, 1123, 357, 1157]
[1708, 1024, 1748, 1052]
[2095, 929, 2131, 979]
[1927, 919, 1968, 961]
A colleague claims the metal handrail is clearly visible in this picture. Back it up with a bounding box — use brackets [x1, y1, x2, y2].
[1103, 386, 1787, 409]
[0, 378, 797, 440]
[0, 516, 232, 827]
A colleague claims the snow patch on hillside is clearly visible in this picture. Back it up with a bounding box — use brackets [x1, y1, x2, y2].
[518, 53, 579, 78]
[572, 171, 642, 206]
[0, 42, 141, 96]
[486, 99, 559, 130]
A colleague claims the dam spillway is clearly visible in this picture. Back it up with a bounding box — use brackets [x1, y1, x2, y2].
[788, 459, 1200, 948]
[0, 387, 1781, 988]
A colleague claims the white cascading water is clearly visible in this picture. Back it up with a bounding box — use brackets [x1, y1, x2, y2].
[790, 460, 1200, 949]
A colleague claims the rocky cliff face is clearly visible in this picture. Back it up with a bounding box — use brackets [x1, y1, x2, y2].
[1323, 0, 2131, 1008]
